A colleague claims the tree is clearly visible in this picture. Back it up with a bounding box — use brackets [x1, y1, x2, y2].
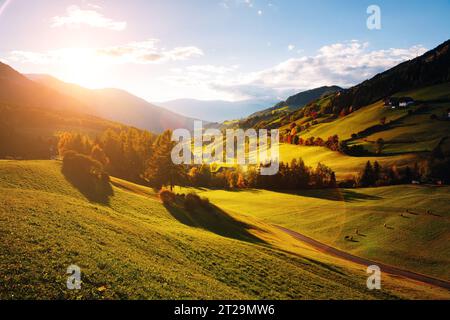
[226, 171, 238, 189]
[431, 144, 445, 159]
[91, 145, 109, 166]
[375, 138, 385, 155]
[359, 161, 375, 187]
[58, 132, 91, 156]
[313, 163, 335, 188]
[246, 166, 259, 188]
[325, 135, 339, 151]
[189, 165, 211, 187]
[236, 173, 246, 188]
[373, 161, 381, 182]
[144, 130, 185, 190]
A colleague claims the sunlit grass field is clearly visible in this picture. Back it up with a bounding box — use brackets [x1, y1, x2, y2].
[181, 185, 450, 282]
[300, 100, 407, 141]
[1, 160, 448, 299]
[276, 144, 417, 179]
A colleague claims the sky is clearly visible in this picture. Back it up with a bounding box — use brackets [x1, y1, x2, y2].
[0, 0, 449, 102]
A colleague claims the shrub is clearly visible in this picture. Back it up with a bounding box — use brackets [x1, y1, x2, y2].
[200, 197, 210, 208]
[159, 188, 176, 205]
[62, 150, 112, 202]
[184, 193, 202, 212]
[338, 179, 356, 188]
[62, 150, 104, 178]
[183, 192, 210, 212]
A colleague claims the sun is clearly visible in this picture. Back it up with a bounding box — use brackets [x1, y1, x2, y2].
[55, 48, 107, 88]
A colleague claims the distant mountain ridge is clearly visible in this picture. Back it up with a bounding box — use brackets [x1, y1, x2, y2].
[0, 62, 93, 115]
[28, 74, 198, 133]
[285, 86, 343, 108]
[249, 86, 342, 118]
[158, 98, 278, 122]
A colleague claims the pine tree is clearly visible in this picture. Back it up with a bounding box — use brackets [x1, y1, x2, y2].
[373, 161, 381, 183]
[144, 130, 185, 190]
[360, 161, 375, 187]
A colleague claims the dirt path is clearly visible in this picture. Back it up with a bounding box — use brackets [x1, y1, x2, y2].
[274, 225, 450, 291]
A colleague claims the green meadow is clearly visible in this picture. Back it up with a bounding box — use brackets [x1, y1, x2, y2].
[182, 185, 450, 281]
[276, 143, 417, 179]
[1, 160, 448, 299]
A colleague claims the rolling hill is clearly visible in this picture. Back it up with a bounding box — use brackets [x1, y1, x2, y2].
[28, 74, 198, 133]
[181, 185, 450, 282]
[291, 82, 450, 157]
[0, 160, 448, 299]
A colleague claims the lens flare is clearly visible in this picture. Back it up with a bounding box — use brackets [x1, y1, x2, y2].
[0, 0, 12, 17]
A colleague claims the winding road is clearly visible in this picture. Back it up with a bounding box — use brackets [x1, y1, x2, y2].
[274, 225, 450, 291]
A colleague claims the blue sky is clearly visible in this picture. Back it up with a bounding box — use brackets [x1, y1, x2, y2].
[0, 0, 449, 102]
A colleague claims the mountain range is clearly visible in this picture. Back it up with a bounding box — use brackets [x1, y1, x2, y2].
[2, 39, 450, 136]
[249, 86, 342, 118]
[0, 61, 345, 133]
[26, 74, 198, 133]
[0, 63, 93, 115]
[158, 98, 278, 122]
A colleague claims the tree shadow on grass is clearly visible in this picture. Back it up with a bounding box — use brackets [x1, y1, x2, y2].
[164, 202, 266, 245]
[62, 169, 114, 205]
[277, 188, 382, 202]
[224, 188, 263, 194]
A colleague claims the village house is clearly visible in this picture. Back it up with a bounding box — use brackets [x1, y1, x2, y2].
[384, 97, 415, 109]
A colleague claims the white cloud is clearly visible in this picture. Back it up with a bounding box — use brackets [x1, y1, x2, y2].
[7, 39, 428, 102]
[9, 50, 65, 64]
[164, 40, 427, 100]
[237, 41, 427, 96]
[8, 39, 204, 65]
[288, 44, 295, 51]
[97, 40, 204, 63]
[51, 5, 127, 31]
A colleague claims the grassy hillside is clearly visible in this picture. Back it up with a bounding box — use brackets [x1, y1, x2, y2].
[350, 102, 449, 155]
[348, 83, 450, 155]
[261, 82, 450, 177]
[299, 100, 407, 141]
[184, 186, 450, 281]
[291, 82, 449, 145]
[1, 160, 448, 299]
[275, 144, 417, 179]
